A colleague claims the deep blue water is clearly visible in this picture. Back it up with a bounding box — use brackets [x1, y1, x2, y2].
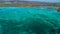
[0, 7, 60, 34]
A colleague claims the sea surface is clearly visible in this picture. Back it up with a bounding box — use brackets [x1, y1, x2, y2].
[0, 7, 60, 20]
[0, 7, 60, 34]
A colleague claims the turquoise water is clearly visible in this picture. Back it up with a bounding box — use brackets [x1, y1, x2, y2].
[0, 7, 60, 34]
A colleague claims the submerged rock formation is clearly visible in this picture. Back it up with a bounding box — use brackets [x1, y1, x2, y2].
[57, 8, 60, 12]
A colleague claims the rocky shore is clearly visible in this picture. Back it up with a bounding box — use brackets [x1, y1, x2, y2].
[0, 1, 60, 11]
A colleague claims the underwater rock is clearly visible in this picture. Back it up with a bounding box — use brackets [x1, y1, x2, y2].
[57, 8, 60, 12]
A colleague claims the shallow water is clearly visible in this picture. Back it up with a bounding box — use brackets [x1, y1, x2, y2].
[0, 7, 60, 34]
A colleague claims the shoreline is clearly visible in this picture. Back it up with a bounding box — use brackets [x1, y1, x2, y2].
[0, 2, 60, 7]
[0, 3, 60, 11]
